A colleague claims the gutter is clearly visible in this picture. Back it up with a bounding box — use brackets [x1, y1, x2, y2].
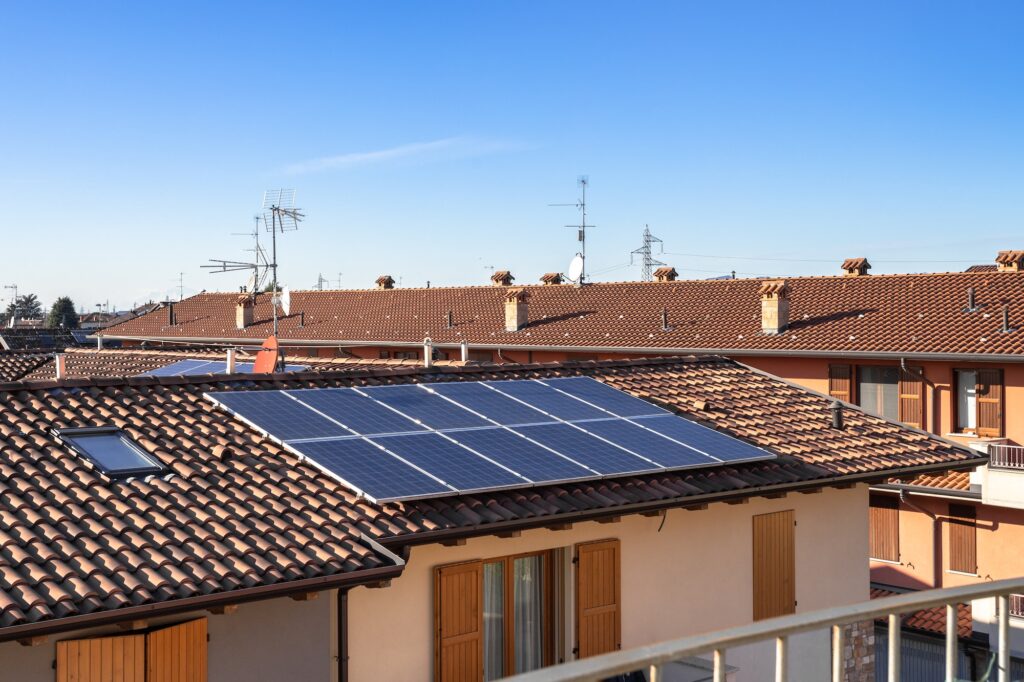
[0, 533, 405, 645]
[95, 334, 1024, 364]
[871, 482, 982, 501]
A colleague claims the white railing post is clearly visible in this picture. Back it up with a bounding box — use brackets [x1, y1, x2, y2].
[831, 624, 844, 682]
[648, 663, 661, 682]
[999, 594, 1010, 682]
[888, 613, 901, 682]
[945, 603, 957, 682]
[713, 648, 726, 682]
[775, 636, 787, 682]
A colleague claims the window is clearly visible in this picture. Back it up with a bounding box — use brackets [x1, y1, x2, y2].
[948, 503, 977, 574]
[955, 369, 1003, 436]
[378, 350, 391, 359]
[869, 495, 900, 562]
[394, 350, 419, 360]
[753, 510, 796, 620]
[468, 350, 493, 362]
[59, 427, 164, 478]
[858, 366, 899, 421]
[956, 370, 977, 431]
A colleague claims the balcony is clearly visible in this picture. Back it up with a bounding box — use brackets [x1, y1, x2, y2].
[989, 444, 1024, 471]
[505, 577, 1024, 682]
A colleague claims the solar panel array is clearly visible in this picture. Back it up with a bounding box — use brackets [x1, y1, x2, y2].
[206, 377, 776, 503]
[146, 359, 309, 376]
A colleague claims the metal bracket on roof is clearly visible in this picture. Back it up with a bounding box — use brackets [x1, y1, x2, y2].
[359, 532, 406, 568]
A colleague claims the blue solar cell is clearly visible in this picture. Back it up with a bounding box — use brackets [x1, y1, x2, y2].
[487, 381, 610, 421]
[229, 362, 308, 374]
[576, 419, 717, 469]
[636, 415, 774, 463]
[543, 377, 668, 418]
[361, 385, 491, 430]
[71, 330, 91, 344]
[426, 383, 553, 425]
[148, 359, 219, 376]
[511, 423, 660, 476]
[287, 388, 426, 436]
[370, 433, 526, 491]
[207, 390, 352, 441]
[447, 427, 594, 482]
[290, 438, 451, 501]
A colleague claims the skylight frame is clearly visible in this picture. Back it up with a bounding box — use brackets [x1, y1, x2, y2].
[56, 426, 166, 479]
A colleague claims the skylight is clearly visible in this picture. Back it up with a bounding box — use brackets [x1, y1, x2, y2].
[58, 428, 165, 478]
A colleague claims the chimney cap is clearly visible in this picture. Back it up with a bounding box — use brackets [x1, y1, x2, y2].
[491, 270, 515, 286]
[653, 266, 678, 282]
[996, 251, 1024, 271]
[504, 287, 530, 303]
[236, 294, 254, 306]
[375, 275, 395, 289]
[759, 280, 789, 298]
[841, 258, 871, 276]
[539, 272, 563, 285]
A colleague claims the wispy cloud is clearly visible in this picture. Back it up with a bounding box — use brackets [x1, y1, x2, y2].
[283, 135, 525, 175]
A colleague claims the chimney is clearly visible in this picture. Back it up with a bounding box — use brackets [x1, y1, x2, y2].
[375, 275, 395, 290]
[236, 295, 255, 329]
[504, 288, 530, 332]
[226, 347, 237, 373]
[423, 337, 433, 368]
[55, 353, 66, 379]
[167, 302, 176, 326]
[539, 272, 563, 285]
[491, 270, 514, 286]
[460, 339, 469, 362]
[759, 280, 790, 335]
[653, 266, 678, 282]
[996, 251, 1024, 272]
[841, 258, 871, 277]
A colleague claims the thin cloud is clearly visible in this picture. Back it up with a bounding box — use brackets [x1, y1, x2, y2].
[283, 136, 525, 175]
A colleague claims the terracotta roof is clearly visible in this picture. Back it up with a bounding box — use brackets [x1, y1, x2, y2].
[902, 469, 973, 492]
[0, 356, 980, 639]
[98, 270, 1024, 358]
[965, 264, 998, 273]
[871, 586, 972, 638]
[0, 352, 52, 382]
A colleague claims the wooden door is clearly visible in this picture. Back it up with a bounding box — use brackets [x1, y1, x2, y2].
[753, 510, 796, 620]
[146, 618, 208, 682]
[435, 560, 484, 682]
[56, 633, 146, 682]
[575, 539, 621, 659]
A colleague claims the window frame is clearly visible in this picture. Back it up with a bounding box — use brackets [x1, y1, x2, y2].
[856, 364, 901, 422]
[56, 427, 165, 479]
[952, 367, 1004, 437]
[953, 368, 978, 433]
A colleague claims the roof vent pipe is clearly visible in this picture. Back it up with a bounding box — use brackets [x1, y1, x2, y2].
[226, 348, 236, 373]
[298, 311, 305, 327]
[460, 339, 469, 362]
[55, 353, 66, 380]
[967, 287, 977, 312]
[423, 337, 433, 368]
[1002, 304, 1012, 333]
[830, 400, 844, 430]
[167, 303, 176, 326]
[446, 311, 454, 329]
[661, 308, 669, 332]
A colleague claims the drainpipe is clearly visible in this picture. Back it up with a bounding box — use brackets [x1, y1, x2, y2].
[899, 489, 943, 588]
[337, 589, 348, 682]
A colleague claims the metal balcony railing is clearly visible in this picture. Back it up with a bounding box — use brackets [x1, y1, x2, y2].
[989, 444, 1024, 471]
[504, 577, 1024, 682]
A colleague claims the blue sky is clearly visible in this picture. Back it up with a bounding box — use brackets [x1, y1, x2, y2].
[3, 2, 1023, 311]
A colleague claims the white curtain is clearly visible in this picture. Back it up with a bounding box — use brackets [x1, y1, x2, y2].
[483, 562, 505, 681]
[514, 555, 545, 673]
[858, 366, 899, 420]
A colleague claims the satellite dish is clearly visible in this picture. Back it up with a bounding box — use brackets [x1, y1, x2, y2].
[567, 254, 584, 282]
[281, 286, 291, 316]
[245, 270, 257, 293]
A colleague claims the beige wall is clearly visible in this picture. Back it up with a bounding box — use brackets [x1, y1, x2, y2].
[349, 485, 870, 681]
[0, 591, 336, 682]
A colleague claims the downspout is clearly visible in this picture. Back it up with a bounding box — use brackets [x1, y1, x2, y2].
[337, 589, 349, 682]
[900, 489, 943, 588]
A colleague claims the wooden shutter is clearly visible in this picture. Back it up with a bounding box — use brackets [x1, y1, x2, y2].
[146, 618, 208, 682]
[435, 560, 484, 682]
[869, 494, 900, 561]
[56, 633, 146, 682]
[897, 366, 925, 429]
[753, 510, 796, 620]
[976, 369, 1003, 437]
[828, 365, 853, 402]
[575, 539, 621, 659]
[949, 504, 977, 574]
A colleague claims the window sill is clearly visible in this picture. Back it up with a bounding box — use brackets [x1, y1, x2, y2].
[946, 570, 979, 577]
[870, 558, 901, 565]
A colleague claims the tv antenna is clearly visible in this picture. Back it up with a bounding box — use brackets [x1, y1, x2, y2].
[315, 273, 329, 290]
[630, 225, 665, 281]
[549, 175, 593, 284]
[174, 272, 185, 301]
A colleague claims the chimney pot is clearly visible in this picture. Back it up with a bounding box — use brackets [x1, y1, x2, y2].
[841, 258, 871, 277]
[759, 280, 790, 335]
[504, 288, 530, 332]
[375, 275, 395, 290]
[491, 270, 515, 286]
[235, 295, 254, 330]
[830, 399, 844, 430]
[539, 272, 563, 285]
[653, 266, 678, 282]
[996, 250, 1024, 272]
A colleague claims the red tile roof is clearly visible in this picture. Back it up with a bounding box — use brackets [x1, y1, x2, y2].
[0, 357, 980, 639]
[902, 469, 973, 492]
[99, 270, 1024, 358]
[871, 586, 972, 638]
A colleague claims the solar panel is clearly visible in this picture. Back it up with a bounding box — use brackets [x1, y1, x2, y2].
[361, 385, 492, 430]
[205, 375, 776, 503]
[232, 362, 308, 374]
[543, 377, 668, 418]
[70, 330, 91, 344]
[148, 359, 218, 376]
[290, 438, 452, 501]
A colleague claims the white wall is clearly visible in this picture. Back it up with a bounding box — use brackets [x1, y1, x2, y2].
[0, 591, 336, 682]
[348, 485, 869, 681]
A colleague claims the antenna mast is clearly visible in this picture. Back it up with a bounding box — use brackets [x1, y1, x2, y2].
[630, 225, 665, 281]
[550, 175, 594, 284]
[176, 272, 185, 301]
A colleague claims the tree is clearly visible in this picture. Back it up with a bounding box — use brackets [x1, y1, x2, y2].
[48, 296, 79, 328]
[3, 294, 43, 325]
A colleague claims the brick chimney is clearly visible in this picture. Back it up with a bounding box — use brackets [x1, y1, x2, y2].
[504, 288, 530, 332]
[375, 275, 395, 290]
[759, 280, 790, 335]
[653, 266, 678, 282]
[539, 272, 563, 285]
[841, 258, 871, 277]
[996, 251, 1024, 272]
[491, 270, 514, 286]
[236, 295, 254, 329]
